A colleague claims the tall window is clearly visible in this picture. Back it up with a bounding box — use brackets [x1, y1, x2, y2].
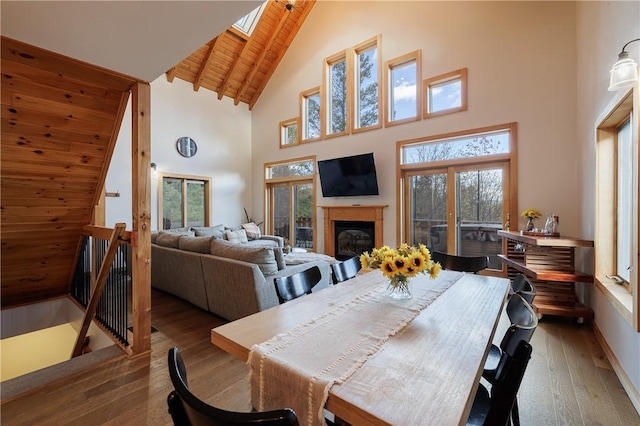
[265, 157, 316, 250]
[354, 35, 381, 133]
[324, 51, 349, 138]
[398, 123, 518, 274]
[595, 88, 638, 331]
[385, 50, 422, 126]
[300, 87, 321, 142]
[159, 174, 210, 230]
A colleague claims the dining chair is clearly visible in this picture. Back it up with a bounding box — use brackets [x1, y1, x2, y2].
[273, 265, 322, 303]
[331, 256, 362, 284]
[511, 273, 537, 304]
[467, 340, 533, 426]
[167, 347, 299, 426]
[429, 250, 489, 274]
[482, 294, 538, 426]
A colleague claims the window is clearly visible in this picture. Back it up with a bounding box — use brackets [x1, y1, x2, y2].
[397, 123, 518, 274]
[159, 174, 211, 230]
[265, 157, 316, 250]
[595, 88, 638, 330]
[300, 87, 321, 142]
[385, 50, 421, 126]
[279, 118, 299, 148]
[324, 51, 350, 138]
[424, 68, 468, 118]
[354, 35, 381, 133]
[231, 1, 267, 38]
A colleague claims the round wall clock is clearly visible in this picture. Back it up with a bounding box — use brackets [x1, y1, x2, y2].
[176, 136, 197, 158]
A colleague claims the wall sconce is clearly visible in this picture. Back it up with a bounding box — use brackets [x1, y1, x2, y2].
[608, 38, 640, 91]
[150, 162, 157, 174]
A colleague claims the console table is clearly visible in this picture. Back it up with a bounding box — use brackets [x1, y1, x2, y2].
[497, 230, 594, 322]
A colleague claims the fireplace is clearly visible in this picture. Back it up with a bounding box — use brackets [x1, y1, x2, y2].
[334, 221, 375, 261]
[321, 205, 387, 258]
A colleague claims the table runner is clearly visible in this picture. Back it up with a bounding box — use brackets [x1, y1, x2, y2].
[248, 270, 464, 426]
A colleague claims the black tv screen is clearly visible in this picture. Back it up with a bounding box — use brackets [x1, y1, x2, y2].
[317, 153, 380, 197]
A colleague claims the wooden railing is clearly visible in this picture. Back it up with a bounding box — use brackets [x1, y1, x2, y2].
[70, 224, 149, 357]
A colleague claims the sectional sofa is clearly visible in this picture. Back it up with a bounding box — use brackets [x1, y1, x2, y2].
[150, 226, 333, 321]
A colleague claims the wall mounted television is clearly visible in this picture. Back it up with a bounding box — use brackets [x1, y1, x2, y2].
[317, 153, 380, 197]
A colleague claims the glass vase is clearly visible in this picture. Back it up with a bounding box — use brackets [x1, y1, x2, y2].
[526, 217, 535, 231]
[387, 281, 412, 300]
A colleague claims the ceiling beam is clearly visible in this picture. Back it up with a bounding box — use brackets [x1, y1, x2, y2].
[193, 39, 217, 92]
[217, 31, 253, 100]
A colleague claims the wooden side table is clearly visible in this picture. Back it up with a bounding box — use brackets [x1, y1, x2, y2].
[497, 230, 594, 322]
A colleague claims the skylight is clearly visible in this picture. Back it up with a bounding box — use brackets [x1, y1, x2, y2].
[233, 1, 267, 37]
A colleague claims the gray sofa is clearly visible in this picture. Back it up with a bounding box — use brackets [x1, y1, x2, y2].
[150, 229, 333, 321]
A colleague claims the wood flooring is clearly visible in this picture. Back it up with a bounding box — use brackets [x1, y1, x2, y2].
[1, 289, 638, 425]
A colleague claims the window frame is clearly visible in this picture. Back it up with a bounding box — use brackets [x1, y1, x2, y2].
[157, 172, 211, 230]
[384, 50, 422, 127]
[299, 87, 322, 143]
[595, 87, 639, 331]
[279, 117, 300, 148]
[353, 35, 382, 134]
[323, 50, 351, 139]
[423, 68, 468, 119]
[264, 156, 317, 250]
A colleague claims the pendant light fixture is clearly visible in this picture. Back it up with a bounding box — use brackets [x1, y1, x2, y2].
[608, 38, 640, 91]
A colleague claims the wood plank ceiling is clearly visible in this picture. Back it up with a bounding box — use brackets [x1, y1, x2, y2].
[166, 0, 315, 109]
[1, 37, 141, 308]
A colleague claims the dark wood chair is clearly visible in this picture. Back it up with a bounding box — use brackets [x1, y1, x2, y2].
[482, 294, 538, 426]
[511, 273, 537, 304]
[430, 250, 489, 274]
[331, 256, 361, 284]
[167, 347, 299, 426]
[467, 340, 533, 426]
[273, 265, 322, 303]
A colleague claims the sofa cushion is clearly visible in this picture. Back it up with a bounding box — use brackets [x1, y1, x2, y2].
[179, 236, 214, 254]
[192, 224, 225, 239]
[273, 247, 287, 270]
[210, 238, 278, 276]
[226, 229, 249, 244]
[242, 222, 262, 240]
[156, 231, 183, 248]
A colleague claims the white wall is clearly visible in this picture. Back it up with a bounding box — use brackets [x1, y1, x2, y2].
[251, 1, 578, 250]
[106, 77, 253, 230]
[576, 0, 640, 406]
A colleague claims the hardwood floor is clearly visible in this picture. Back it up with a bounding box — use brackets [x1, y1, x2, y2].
[1, 289, 638, 425]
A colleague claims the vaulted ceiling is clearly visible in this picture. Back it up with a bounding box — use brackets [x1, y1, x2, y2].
[166, 0, 315, 109]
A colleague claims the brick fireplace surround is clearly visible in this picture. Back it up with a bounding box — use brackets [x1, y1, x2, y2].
[321, 205, 387, 257]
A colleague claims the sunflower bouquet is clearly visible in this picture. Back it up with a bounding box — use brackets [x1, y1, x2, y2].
[360, 243, 441, 292]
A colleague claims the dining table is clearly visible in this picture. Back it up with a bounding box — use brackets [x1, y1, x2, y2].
[211, 268, 510, 426]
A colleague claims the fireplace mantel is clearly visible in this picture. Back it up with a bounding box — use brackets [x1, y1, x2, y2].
[321, 205, 387, 257]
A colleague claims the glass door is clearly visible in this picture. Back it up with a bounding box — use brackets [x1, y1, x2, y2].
[271, 181, 314, 250]
[405, 162, 508, 273]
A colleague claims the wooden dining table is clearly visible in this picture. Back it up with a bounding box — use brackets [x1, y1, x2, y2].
[211, 269, 510, 425]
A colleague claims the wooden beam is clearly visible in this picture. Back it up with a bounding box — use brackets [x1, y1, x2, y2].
[71, 223, 126, 358]
[236, 6, 291, 105]
[249, 0, 316, 110]
[193, 39, 218, 92]
[217, 31, 251, 100]
[130, 81, 152, 356]
[165, 67, 177, 82]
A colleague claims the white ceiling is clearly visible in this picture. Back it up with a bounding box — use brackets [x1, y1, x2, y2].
[1, 1, 262, 81]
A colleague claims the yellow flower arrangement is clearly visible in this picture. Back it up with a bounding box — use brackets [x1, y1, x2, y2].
[360, 243, 441, 292]
[520, 208, 542, 219]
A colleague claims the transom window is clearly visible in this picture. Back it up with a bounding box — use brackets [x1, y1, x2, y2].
[279, 118, 299, 148]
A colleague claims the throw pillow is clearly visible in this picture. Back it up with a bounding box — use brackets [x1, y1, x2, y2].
[226, 229, 249, 244]
[273, 247, 287, 270]
[210, 239, 278, 276]
[242, 222, 262, 240]
[156, 231, 182, 248]
[192, 224, 225, 239]
[178, 236, 214, 254]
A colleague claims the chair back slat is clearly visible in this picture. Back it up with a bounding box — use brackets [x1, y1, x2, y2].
[430, 250, 489, 274]
[332, 256, 362, 283]
[274, 266, 322, 303]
